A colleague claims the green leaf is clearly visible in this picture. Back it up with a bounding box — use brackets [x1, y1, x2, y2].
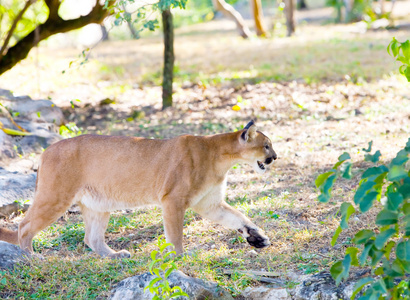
[331, 226, 342, 247]
[354, 180, 376, 205]
[330, 254, 351, 286]
[369, 247, 384, 266]
[363, 141, 373, 152]
[159, 242, 173, 253]
[352, 277, 374, 299]
[346, 247, 359, 266]
[384, 259, 405, 277]
[151, 250, 158, 261]
[339, 202, 355, 229]
[375, 210, 398, 226]
[341, 162, 352, 179]
[390, 149, 409, 166]
[353, 230, 374, 244]
[364, 150, 381, 163]
[402, 40, 410, 58]
[404, 203, 410, 215]
[359, 242, 373, 266]
[398, 258, 410, 272]
[338, 152, 351, 161]
[333, 152, 351, 169]
[386, 190, 403, 211]
[404, 66, 410, 82]
[384, 241, 396, 260]
[374, 228, 396, 250]
[361, 166, 389, 179]
[388, 165, 408, 182]
[396, 240, 410, 261]
[388, 38, 399, 57]
[398, 182, 410, 200]
[317, 173, 337, 203]
[359, 191, 378, 212]
[36, 111, 41, 118]
[315, 171, 335, 188]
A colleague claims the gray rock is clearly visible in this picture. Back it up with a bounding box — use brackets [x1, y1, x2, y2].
[1, 92, 64, 125]
[0, 130, 15, 160]
[242, 286, 290, 299]
[0, 241, 29, 269]
[291, 272, 353, 300]
[0, 168, 35, 216]
[0, 89, 13, 100]
[110, 270, 233, 300]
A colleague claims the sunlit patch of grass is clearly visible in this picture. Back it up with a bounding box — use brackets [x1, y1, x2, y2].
[0, 256, 148, 299]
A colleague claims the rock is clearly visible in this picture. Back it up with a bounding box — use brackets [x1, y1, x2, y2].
[0, 130, 15, 160]
[0, 241, 29, 269]
[0, 167, 35, 216]
[0, 89, 13, 99]
[0, 92, 64, 125]
[110, 270, 234, 300]
[291, 271, 353, 300]
[242, 286, 290, 300]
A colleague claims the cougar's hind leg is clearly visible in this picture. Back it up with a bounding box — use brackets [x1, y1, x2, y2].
[18, 192, 74, 253]
[79, 204, 130, 259]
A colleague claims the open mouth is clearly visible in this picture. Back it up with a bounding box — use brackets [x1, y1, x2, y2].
[257, 160, 265, 170]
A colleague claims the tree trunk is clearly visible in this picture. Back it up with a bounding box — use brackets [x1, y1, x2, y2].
[285, 0, 295, 36]
[162, 8, 174, 110]
[296, 0, 308, 10]
[212, 0, 251, 38]
[251, 0, 268, 37]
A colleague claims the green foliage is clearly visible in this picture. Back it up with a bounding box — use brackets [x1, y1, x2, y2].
[316, 138, 410, 299]
[145, 236, 189, 299]
[0, 0, 48, 49]
[388, 37, 410, 82]
[105, 0, 188, 39]
[59, 122, 82, 138]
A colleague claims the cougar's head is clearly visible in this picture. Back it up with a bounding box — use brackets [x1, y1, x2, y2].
[239, 120, 277, 174]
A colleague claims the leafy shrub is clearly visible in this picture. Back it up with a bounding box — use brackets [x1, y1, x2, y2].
[388, 38, 410, 82]
[316, 140, 410, 299]
[145, 236, 189, 299]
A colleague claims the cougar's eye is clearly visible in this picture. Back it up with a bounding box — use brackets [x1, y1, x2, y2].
[264, 145, 269, 150]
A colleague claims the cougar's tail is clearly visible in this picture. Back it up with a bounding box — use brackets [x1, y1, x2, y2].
[0, 228, 18, 245]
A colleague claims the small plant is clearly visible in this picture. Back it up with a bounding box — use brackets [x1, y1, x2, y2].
[144, 236, 189, 299]
[316, 140, 410, 299]
[59, 122, 82, 138]
[388, 37, 410, 82]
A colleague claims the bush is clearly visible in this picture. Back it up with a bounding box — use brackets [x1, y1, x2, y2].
[316, 140, 410, 299]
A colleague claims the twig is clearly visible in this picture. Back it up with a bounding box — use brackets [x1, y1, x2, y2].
[0, 102, 28, 132]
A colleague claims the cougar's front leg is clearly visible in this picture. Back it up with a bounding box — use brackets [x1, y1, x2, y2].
[161, 198, 186, 255]
[193, 201, 270, 249]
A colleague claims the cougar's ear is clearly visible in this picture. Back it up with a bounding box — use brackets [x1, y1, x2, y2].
[241, 121, 257, 142]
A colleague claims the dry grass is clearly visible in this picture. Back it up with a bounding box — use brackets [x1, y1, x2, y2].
[0, 14, 410, 299]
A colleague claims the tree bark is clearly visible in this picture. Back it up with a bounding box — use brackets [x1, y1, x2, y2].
[0, 0, 114, 75]
[212, 0, 251, 39]
[296, 0, 308, 10]
[251, 0, 268, 37]
[285, 0, 295, 37]
[162, 8, 174, 110]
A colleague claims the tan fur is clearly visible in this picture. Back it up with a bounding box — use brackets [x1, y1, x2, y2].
[0, 122, 277, 258]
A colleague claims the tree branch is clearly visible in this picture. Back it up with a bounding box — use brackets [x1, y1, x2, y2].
[0, 0, 35, 56]
[0, 0, 115, 75]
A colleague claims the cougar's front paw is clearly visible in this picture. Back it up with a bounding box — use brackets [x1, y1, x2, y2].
[244, 226, 270, 248]
[108, 250, 131, 259]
